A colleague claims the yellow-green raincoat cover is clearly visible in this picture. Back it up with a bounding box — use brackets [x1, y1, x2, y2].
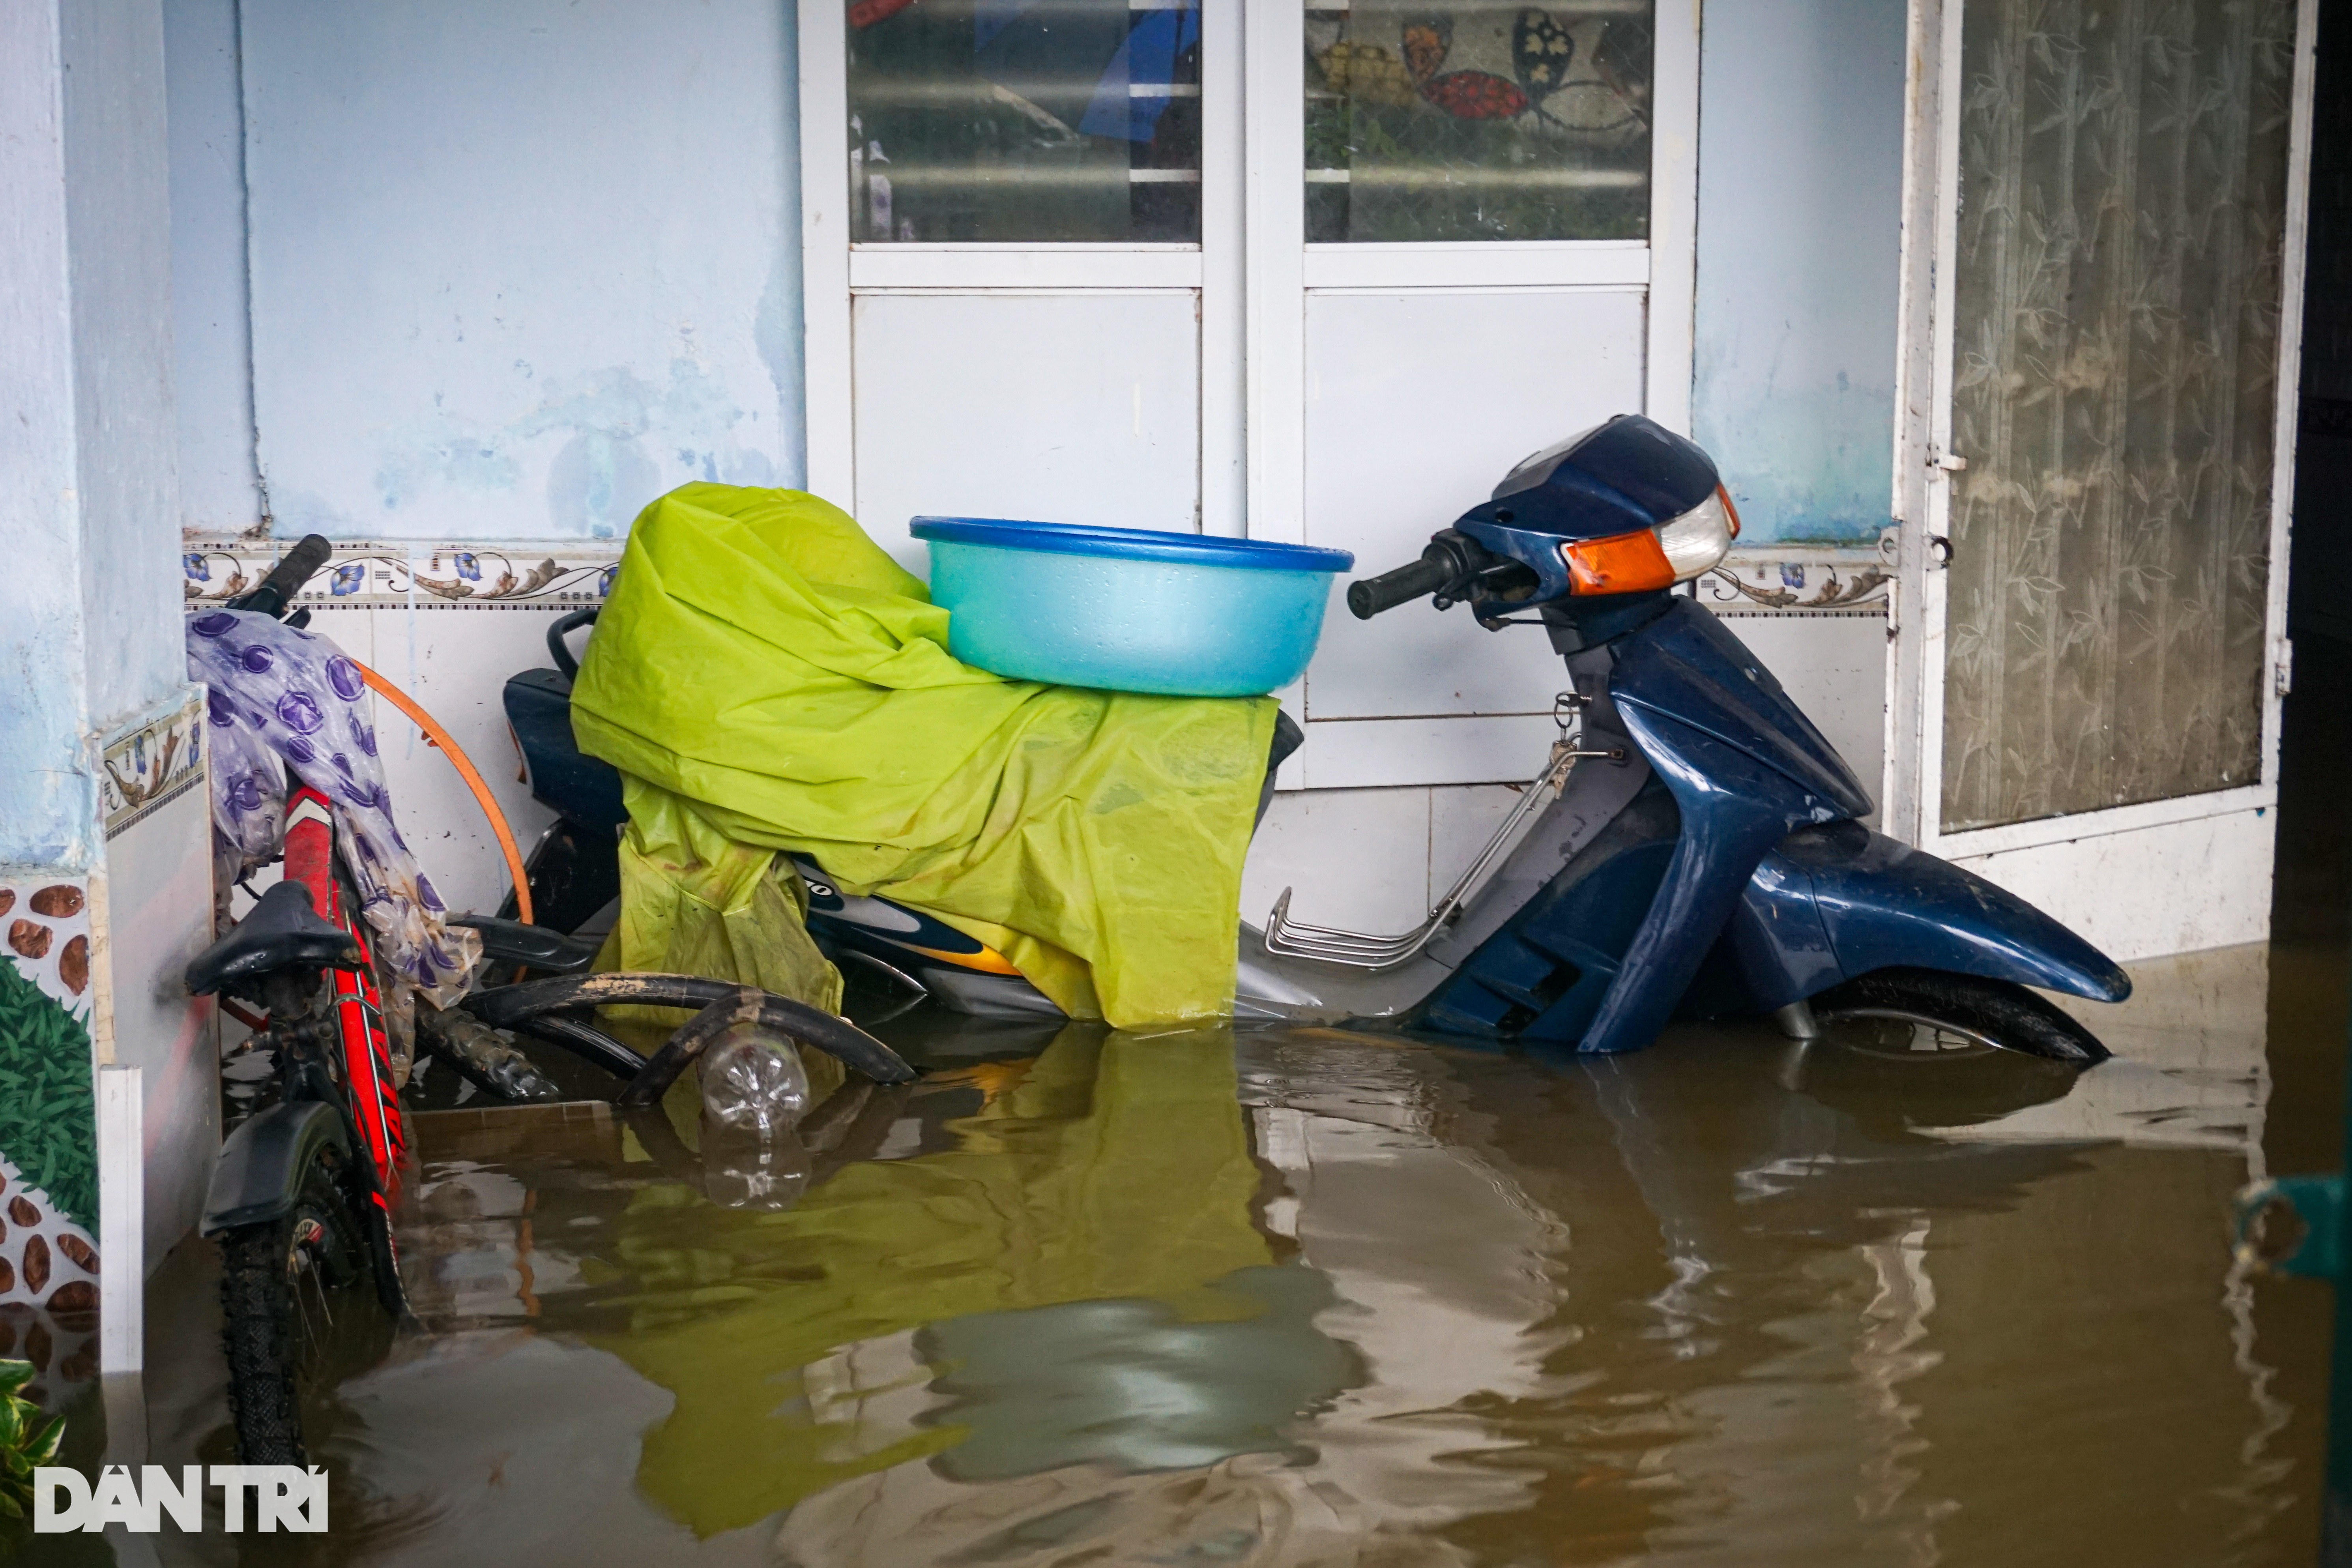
[569, 484, 1275, 1027]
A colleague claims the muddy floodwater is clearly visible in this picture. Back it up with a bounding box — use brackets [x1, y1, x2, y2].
[75, 940, 2348, 1565]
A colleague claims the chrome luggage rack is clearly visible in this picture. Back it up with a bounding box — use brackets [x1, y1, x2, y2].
[1263, 695, 1626, 972]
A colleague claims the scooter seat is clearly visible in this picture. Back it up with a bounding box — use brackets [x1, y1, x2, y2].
[503, 667, 628, 833]
[186, 880, 363, 996]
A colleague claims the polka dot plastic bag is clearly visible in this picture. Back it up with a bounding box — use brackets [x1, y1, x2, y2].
[188, 609, 482, 1008]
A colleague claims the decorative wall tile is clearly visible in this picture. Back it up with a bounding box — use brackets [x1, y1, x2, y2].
[0, 877, 91, 1015]
[99, 691, 207, 840]
[0, 1154, 99, 1319]
[1697, 549, 1892, 617]
[183, 538, 620, 611]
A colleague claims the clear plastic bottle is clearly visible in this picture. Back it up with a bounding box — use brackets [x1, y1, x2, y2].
[696, 1024, 812, 1140]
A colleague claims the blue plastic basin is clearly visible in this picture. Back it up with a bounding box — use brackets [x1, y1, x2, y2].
[911, 518, 1355, 698]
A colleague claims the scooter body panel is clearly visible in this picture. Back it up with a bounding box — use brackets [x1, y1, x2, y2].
[1422, 784, 1678, 1040]
[1541, 599, 1865, 1053]
[1606, 600, 1873, 822]
[1568, 703, 1830, 1051]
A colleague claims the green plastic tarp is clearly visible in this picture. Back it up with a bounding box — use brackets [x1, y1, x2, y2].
[568, 484, 1277, 1028]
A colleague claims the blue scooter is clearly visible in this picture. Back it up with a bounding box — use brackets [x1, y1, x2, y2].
[503, 415, 2127, 1062]
[1236, 414, 2126, 1061]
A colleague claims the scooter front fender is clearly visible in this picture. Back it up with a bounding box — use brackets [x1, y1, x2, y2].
[1770, 822, 2131, 1003]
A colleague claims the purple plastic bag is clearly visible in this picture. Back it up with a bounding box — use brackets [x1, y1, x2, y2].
[188, 609, 482, 1008]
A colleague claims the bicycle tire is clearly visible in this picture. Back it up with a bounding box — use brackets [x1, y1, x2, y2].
[217, 1142, 374, 1466]
[1809, 966, 2111, 1065]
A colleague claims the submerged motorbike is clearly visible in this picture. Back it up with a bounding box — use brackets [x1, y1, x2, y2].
[504, 415, 2128, 1062]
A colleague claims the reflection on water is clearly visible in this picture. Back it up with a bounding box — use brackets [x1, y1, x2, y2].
[126, 944, 2336, 1566]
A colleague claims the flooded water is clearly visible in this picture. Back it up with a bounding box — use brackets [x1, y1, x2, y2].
[79, 940, 2350, 1564]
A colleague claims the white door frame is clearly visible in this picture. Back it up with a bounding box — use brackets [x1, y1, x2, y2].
[1882, 0, 2318, 863]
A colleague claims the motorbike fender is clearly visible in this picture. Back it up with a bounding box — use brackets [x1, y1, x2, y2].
[1771, 822, 2132, 1002]
[1575, 703, 1827, 1054]
[199, 1100, 353, 1238]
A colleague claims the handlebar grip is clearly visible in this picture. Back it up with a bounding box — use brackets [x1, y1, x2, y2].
[546, 604, 601, 681]
[1347, 554, 1454, 619]
[227, 534, 334, 618]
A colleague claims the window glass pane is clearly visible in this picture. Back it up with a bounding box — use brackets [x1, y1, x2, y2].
[1304, 0, 1652, 242]
[1939, 0, 2292, 831]
[847, 0, 1202, 243]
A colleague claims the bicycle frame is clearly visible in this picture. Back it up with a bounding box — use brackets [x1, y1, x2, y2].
[279, 781, 406, 1209]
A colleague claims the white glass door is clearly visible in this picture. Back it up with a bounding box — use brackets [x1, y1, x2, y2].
[799, 0, 1698, 752]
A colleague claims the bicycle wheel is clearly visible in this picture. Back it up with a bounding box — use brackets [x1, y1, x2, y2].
[217, 1141, 376, 1465]
[1809, 966, 2111, 1065]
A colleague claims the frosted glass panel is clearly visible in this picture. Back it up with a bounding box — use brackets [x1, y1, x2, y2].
[1302, 288, 1646, 717]
[1940, 0, 2292, 832]
[852, 292, 1201, 575]
[847, 0, 1201, 243]
[1304, 0, 1652, 241]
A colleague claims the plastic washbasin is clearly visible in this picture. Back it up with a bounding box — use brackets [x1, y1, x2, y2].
[911, 518, 1355, 698]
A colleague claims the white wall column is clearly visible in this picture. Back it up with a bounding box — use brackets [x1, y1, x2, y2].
[0, 0, 216, 1384]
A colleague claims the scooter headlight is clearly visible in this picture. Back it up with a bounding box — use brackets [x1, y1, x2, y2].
[1559, 486, 1742, 595]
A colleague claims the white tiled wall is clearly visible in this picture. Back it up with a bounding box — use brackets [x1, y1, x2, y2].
[1243, 613, 1890, 934]
[307, 606, 564, 921]
[1240, 784, 1525, 936]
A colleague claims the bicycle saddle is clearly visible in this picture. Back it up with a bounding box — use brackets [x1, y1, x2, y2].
[186, 880, 365, 996]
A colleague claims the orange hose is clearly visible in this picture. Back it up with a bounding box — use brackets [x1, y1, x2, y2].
[353, 662, 534, 926]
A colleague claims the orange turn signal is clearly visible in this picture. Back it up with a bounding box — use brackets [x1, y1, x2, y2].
[1717, 484, 1741, 538]
[1561, 529, 1676, 595]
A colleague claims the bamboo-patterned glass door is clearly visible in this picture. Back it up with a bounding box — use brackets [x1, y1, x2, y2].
[1938, 0, 2297, 831]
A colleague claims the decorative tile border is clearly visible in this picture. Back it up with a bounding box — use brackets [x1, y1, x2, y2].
[183, 538, 619, 611]
[185, 536, 1899, 619]
[1700, 546, 1892, 617]
[99, 690, 207, 840]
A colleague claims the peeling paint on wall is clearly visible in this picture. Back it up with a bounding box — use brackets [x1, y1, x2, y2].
[240, 0, 801, 541]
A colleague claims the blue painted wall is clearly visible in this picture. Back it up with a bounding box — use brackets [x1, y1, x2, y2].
[5, 0, 185, 869]
[166, 0, 1907, 549]
[1690, 0, 1907, 546]
[168, 0, 805, 542]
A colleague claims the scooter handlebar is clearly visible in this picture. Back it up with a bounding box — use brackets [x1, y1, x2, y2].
[226, 533, 334, 619]
[1347, 553, 1456, 619]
